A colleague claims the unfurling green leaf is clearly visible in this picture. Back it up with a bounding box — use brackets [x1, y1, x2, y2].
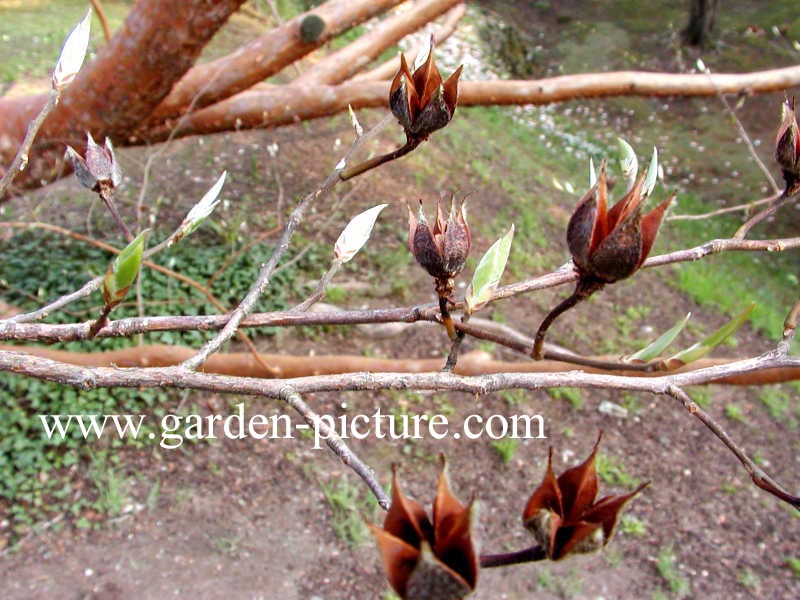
[616, 137, 638, 192]
[465, 225, 514, 314]
[103, 230, 148, 307]
[665, 303, 755, 367]
[623, 312, 691, 363]
[641, 147, 658, 199]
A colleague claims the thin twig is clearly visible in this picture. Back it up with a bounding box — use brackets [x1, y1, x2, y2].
[442, 312, 468, 372]
[733, 187, 798, 239]
[700, 64, 781, 194]
[89, 0, 112, 42]
[98, 184, 133, 241]
[480, 545, 546, 568]
[665, 384, 799, 509]
[339, 138, 420, 180]
[279, 386, 390, 509]
[668, 192, 779, 221]
[778, 296, 800, 357]
[0, 88, 60, 198]
[180, 114, 396, 371]
[293, 259, 343, 312]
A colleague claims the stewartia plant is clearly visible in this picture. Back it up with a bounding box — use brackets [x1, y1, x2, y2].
[390, 44, 463, 144]
[523, 436, 648, 560]
[408, 195, 471, 339]
[65, 132, 122, 194]
[408, 195, 471, 294]
[371, 461, 478, 600]
[339, 40, 462, 180]
[533, 148, 673, 358]
[776, 97, 800, 192]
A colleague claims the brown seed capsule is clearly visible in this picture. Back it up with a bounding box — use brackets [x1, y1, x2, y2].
[390, 41, 462, 143]
[566, 165, 671, 284]
[408, 195, 471, 290]
[370, 460, 478, 600]
[523, 435, 649, 560]
[775, 97, 800, 190]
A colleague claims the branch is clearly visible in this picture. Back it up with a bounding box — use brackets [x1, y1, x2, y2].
[353, 3, 466, 82]
[145, 0, 405, 123]
[668, 192, 779, 221]
[6, 348, 788, 507]
[665, 385, 799, 509]
[178, 114, 394, 371]
[280, 386, 390, 509]
[152, 65, 800, 139]
[0, 88, 59, 197]
[292, 0, 461, 86]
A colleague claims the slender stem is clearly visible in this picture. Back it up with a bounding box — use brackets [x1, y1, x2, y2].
[339, 139, 420, 180]
[665, 384, 799, 509]
[180, 114, 395, 371]
[480, 545, 547, 568]
[279, 386, 390, 509]
[442, 312, 469, 372]
[0, 88, 60, 198]
[779, 296, 800, 356]
[532, 278, 603, 359]
[439, 295, 456, 341]
[668, 192, 778, 221]
[293, 259, 343, 312]
[734, 187, 796, 239]
[99, 184, 133, 241]
[87, 304, 112, 338]
[89, 0, 112, 42]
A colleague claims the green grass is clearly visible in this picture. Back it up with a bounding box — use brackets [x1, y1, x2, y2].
[547, 387, 584, 410]
[490, 436, 520, 464]
[758, 385, 799, 427]
[656, 546, 692, 599]
[319, 477, 376, 547]
[668, 193, 797, 342]
[620, 514, 648, 537]
[0, 228, 322, 534]
[786, 556, 800, 580]
[596, 454, 640, 488]
[0, 1, 131, 85]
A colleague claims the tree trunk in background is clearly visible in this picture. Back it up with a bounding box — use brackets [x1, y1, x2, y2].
[684, 0, 719, 46]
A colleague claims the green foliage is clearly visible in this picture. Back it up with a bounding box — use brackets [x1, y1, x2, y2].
[656, 546, 692, 599]
[0, 229, 317, 532]
[786, 556, 800, 579]
[620, 514, 648, 537]
[103, 230, 147, 306]
[547, 387, 583, 410]
[725, 403, 746, 423]
[737, 568, 761, 592]
[490, 437, 520, 464]
[595, 454, 640, 488]
[466, 225, 514, 314]
[758, 386, 799, 427]
[319, 477, 374, 547]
